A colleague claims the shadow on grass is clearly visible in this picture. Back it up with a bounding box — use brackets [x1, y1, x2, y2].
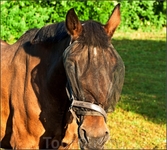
[112, 38, 166, 124]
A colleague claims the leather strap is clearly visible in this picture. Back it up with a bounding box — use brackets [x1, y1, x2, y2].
[71, 100, 107, 121]
[66, 85, 107, 122]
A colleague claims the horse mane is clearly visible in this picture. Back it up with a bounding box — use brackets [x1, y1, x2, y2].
[15, 28, 39, 45]
[31, 22, 69, 44]
[14, 22, 68, 46]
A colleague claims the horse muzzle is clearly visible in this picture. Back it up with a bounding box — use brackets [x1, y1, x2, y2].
[78, 115, 109, 150]
[65, 84, 110, 149]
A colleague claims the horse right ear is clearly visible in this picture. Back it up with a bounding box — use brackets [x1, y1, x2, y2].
[66, 8, 83, 40]
[104, 4, 121, 38]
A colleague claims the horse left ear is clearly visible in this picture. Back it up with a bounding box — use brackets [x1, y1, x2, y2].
[66, 8, 83, 40]
[104, 4, 121, 38]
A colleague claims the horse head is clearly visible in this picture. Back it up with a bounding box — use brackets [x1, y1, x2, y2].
[63, 4, 124, 149]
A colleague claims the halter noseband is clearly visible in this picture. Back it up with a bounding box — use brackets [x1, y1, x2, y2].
[66, 83, 107, 122]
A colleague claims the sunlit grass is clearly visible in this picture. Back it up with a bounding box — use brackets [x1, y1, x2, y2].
[105, 29, 166, 149]
[105, 108, 166, 149]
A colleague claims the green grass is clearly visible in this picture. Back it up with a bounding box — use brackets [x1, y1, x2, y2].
[105, 30, 166, 149]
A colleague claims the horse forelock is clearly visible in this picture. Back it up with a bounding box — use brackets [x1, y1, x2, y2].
[78, 21, 110, 49]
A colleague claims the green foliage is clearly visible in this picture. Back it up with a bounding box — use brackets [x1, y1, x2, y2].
[120, 0, 166, 31]
[1, 0, 166, 43]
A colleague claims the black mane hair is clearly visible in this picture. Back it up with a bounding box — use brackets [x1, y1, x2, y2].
[31, 22, 69, 44]
[15, 22, 69, 46]
[16, 28, 39, 45]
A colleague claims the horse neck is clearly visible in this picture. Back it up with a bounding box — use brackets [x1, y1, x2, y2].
[35, 37, 70, 99]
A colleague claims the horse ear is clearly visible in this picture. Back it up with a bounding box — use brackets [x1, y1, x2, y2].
[104, 4, 121, 38]
[66, 8, 82, 39]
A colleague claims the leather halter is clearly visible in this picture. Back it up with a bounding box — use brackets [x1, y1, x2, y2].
[66, 83, 107, 122]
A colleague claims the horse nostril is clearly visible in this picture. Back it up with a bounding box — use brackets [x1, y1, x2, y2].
[105, 131, 109, 136]
[82, 129, 89, 143]
[79, 129, 89, 143]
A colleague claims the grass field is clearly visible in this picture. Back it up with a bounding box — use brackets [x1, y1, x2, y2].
[105, 30, 166, 149]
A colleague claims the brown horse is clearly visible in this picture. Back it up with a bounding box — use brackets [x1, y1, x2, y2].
[1, 4, 125, 149]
